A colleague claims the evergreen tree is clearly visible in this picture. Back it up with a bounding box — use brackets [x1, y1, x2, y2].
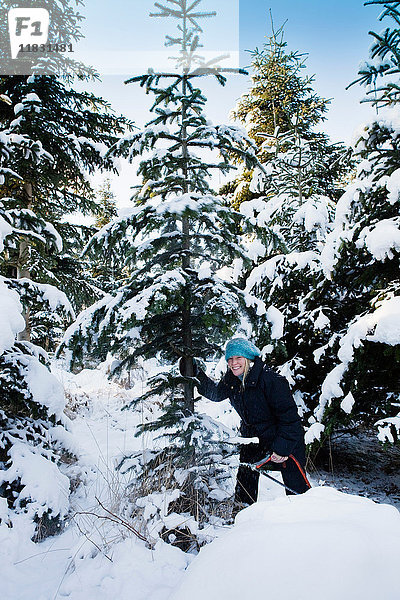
[225, 31, 352, 438]
[239, 109, 344, 429]
[307, 0, 400, 446]
[0, 75, 133, 341]
[233, 26, 328, 157]
[0, 4, 132, 537]
[0, 121, 75, 538]
[245, 1, 400, 450]
[88, 178, 120, 295]
[225, 26, 347, 208]
[95, 178, 118, 229]
[61, 0, 259, 543]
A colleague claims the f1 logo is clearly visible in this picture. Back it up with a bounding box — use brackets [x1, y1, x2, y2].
[8, 8, 50, 59]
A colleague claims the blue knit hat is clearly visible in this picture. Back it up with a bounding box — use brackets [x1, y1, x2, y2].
[225, 338, 261, 361]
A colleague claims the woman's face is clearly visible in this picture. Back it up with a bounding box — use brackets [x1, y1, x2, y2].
[227, 356, 246, 377]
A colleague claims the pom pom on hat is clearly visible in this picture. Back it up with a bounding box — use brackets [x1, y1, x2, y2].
[225, 338, 261, 361]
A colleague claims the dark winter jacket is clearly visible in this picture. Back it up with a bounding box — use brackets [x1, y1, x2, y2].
[196, 357, 305, 458]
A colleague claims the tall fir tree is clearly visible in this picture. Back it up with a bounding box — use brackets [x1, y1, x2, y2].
[89, 178, 120, 294]
[0, 117, 76, 538]
[0, 4, 132, 537]
[223, 29, 352, 440]
[243, 1, 400, 450]
[239, 107, 345, 430]
[225, 26, 348, 208]
[0, 74, 133, 343]
[306, 0, 400, 447]
[95, 178, 118, 229]
[61, 0, 260, 544]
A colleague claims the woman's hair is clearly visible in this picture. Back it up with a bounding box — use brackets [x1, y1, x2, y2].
[242, 358, 251, 384]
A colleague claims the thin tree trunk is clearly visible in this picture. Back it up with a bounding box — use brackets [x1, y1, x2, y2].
[17, 181, 32, 342]
[180, 14, 194, 414]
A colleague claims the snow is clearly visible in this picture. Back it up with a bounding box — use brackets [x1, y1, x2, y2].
[357, 218, 400, 260]
[1, 362, 400, 600]
[340, 296, 400, 355]
[44, 221, 63, 252]
[245, 254, 282, 288]
[14, 94, 41, 116]
[314, 297, 400, 423]
[197, 261, 212, 279]
[318, 179, 371, 277]
[24, 354, 67, 420]
[293, 195, 330, 233]
[39, 281, 75, 318]
[154, 192, 216, 216]
[1, 442, 70, 519]
[0, 525, 190, 600]
[385, 167, 400, 204]
[0, 214, 13, 252]
[315, 363, 347, 421]
[375, 415, 400, 443]
[120, 269, 186, 321]
[266, 305, 284, 339]
[372, 296, 400, 344]
[244, 291, 266, 316]
[60, 289, 128, 366]
[13, 102, 24, 115]
[239, 197, 268, 222]
[58, 537, 190, 600]
[341, 391, 355, 414]
[17, 279, 75, 319]
[245, 237, 266, 260]
[245, 251, 320, 295]
[170, 487, 400, 600]
[304, 422, 325, 444]
[0, 277, 25, 353]
[313, 309, 330, 330]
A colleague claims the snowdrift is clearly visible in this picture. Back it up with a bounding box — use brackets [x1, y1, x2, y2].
[170, 486, 400, 600]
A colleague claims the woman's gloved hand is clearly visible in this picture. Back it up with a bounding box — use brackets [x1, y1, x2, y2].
[179, 356, 198, 377]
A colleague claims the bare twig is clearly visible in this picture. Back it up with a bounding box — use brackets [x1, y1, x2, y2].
[13, 548, 71, 566]
[73, 497, 150, 544]
[75, 521, 113, 563]
[95, 496, 149, 543]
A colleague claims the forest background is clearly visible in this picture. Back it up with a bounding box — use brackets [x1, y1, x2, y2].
[0, 0, 400, 554]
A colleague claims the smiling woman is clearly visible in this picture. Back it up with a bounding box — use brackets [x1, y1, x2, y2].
[225, 337, 259, 380]
[180, 337, 310, 510]
[227, 355, 248, 377]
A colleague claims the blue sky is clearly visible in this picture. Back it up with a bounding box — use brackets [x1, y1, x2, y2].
[74, 0, 383, 204]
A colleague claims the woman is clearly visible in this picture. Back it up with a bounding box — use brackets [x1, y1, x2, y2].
[186, 338, 310, 508]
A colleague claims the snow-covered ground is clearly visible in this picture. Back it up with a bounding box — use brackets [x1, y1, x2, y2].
[1, 363, 400, 600]
[171, 487, 400, 600]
